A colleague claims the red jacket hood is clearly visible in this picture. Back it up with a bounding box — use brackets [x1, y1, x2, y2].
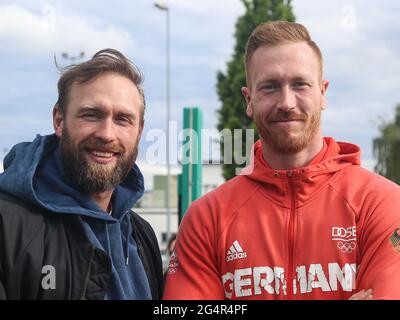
[240, 137, 361, 208]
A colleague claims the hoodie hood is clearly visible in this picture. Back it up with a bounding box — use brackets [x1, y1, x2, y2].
[0, 134, 144, 221]
[241, 137, 361, 207]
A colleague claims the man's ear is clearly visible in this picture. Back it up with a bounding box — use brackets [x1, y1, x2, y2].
[53, 105, 64, 137]
[320, 80, 330, 110]
[241, 86, 253, 118]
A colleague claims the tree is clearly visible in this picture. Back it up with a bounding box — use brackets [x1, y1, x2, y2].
[216, 0, 295, 180]
[373, 104, 400, 184]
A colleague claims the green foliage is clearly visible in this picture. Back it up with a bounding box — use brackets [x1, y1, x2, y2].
[216, 0, 295, 180]
[373, 104, 400, 184]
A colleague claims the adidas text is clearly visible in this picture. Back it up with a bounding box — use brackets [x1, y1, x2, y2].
[227, 252, 247, 261]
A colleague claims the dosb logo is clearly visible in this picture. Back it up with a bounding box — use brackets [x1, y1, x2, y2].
[167, 250, 179, 274]
[332, 226, 356, 239]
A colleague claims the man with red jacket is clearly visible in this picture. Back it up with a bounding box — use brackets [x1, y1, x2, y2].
[163, 21, 400, 300]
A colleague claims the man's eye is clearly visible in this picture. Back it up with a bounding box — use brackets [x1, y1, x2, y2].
[262, 84, 279, 93]
[293, 82, 308, 89]
[116, 117, 132, 125]
[83, 113, 98, 119]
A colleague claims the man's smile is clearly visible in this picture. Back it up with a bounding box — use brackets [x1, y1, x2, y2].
[85, 148, 119, 164]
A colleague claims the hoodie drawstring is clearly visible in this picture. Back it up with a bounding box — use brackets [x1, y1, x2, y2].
[103, 212, 131, 267]
[105, 222, 112, 256]
[124, 212, 131, 266]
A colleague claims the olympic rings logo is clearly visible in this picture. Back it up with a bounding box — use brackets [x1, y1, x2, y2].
[337, 242, 356, 253]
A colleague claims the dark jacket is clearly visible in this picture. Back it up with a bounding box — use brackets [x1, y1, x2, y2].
[0, 191, 164, 299]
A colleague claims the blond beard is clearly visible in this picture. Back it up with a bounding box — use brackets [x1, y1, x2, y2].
[256, 108, 321, 155]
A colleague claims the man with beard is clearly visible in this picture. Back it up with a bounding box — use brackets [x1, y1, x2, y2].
[163, 22, 400, 300]
[0, 49, 163, 299]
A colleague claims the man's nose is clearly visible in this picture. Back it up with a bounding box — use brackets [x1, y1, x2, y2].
[94, 118, 116, 142]
[277, 86, 296, 111]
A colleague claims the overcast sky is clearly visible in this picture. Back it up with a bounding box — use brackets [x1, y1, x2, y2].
[1, 0, 399, 181]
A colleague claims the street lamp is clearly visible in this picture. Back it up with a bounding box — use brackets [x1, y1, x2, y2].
[154, 1, 172, 244]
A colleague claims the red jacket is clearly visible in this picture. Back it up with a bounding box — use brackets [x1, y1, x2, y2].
[164, 138, 400, 300]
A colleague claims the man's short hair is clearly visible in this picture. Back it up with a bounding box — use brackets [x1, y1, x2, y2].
[244, 21, 324, 81]
[56, 48, 145, 119]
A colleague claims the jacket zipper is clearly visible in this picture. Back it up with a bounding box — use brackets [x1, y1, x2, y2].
[287, 172, 296, 300]
[80, 246, 95, 300]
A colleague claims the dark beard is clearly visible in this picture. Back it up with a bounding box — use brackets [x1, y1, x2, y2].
[59, 128, 138, 193]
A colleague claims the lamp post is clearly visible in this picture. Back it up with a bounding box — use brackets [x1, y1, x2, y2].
[154, 1, 171, 244]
